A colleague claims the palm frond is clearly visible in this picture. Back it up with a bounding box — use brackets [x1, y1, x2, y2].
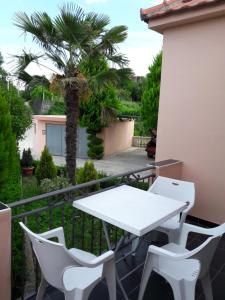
[106, 53, 129, 67]
[115, 67, 134, 81]
[88, 69, 118, 93]
[13, 51, 42, 73]
[102, 25, 128, 45]
[85, 12, 110, 32]
[45, 52, 66, 71]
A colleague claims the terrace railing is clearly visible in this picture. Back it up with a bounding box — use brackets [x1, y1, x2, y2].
[9, 164, 156, 299]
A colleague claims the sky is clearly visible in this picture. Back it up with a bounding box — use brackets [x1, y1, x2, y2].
[0, 0, 163, 79]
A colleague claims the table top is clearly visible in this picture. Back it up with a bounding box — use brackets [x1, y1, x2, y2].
[73, 185, 187, 236]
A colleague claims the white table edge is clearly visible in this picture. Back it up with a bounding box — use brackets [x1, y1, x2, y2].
[73, 200, 187, 237]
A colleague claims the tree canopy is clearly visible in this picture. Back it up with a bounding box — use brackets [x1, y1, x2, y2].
[14, 3, 129, 183]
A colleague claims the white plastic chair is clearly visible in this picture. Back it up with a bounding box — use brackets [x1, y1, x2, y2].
[138, 222, 225, 300]
[19, 222, 116, 300]
[148, 176, 195, 243]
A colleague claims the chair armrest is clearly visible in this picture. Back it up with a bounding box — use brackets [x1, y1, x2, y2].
[149, 245, 186, 260]
[68, 250, 114, 268]
[39, 227, 66, 246]
[177, 223, 214, 247]
[149, 234, 214, 261]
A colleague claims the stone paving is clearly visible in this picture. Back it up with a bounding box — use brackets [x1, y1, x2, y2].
[53, 147, 154, 175]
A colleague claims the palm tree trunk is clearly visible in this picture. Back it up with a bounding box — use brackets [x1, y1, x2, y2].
[65, 83, 80, 184]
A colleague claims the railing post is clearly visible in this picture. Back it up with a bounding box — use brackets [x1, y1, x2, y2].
[0, 203, 11, 300]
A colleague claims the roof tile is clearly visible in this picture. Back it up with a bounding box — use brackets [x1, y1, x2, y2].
[141, 0, 222, 21]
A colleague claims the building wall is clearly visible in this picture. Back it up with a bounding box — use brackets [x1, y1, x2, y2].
[99, 120, 134, 157]
[156, 16, 225, 223]
[32, 116, 134, 159]
[33, 115, 66, 159]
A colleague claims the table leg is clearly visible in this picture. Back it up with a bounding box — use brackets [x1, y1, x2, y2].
[102, 221, 130, 300]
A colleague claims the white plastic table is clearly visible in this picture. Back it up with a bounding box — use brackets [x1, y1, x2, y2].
[73, 185, 187, 299]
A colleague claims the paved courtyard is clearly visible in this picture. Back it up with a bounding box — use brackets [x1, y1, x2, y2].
[53, 147, 154, 175]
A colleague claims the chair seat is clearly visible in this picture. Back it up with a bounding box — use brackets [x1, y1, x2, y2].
[155, 243, 200, 281]
[63, 248, 103, 291]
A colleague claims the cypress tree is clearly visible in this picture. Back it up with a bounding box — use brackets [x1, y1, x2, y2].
[0, 92, 21, 202]
[141, 52, 162, 134]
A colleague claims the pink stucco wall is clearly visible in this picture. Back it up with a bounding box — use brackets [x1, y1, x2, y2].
[0, 206, 11, 300]
[152, 15, 225, 223]
[33, 116, 134, 158]
[98, 120, 134, 157]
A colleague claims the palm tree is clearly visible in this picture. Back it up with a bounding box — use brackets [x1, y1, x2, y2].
[14, 3, 128, 184]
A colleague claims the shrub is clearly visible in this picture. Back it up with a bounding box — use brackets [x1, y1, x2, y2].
[35, 146, 57, 183]
[76, 161, 100, 192]
[21, 148, 33, 167]
[118, 100, 141, 117]
[56, 165, 67, 177]
[87, 134, 104, 160]
[40, 176, 70, 193]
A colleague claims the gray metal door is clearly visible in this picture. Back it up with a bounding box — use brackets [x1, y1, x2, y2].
[46, 124, 64, 156]
[77, 127, 88, 158]
[46, 124, 88, 158]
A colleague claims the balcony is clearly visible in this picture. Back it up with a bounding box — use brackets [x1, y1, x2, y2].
[4, 160, 225, 299]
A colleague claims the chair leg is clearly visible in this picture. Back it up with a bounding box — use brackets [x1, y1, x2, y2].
[131, 237, 139, 254]
[200, 274, 213, 300]
[138, 255, 153, 300]
[64, 287, 93, 300]
[36, 275, 48, 300]
[170, 279, 196, 300]
[104, 260, 117, 300]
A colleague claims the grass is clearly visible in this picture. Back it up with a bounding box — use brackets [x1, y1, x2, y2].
[22, 175, 40, 199]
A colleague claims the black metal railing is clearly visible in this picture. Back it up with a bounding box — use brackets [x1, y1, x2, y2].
[9, 165, 156, 299]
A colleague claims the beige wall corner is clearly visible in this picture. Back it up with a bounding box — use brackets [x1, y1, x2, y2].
[0, 204, 11, 300]
[156, 16, 225, 223]
[99, 120, 134, 157]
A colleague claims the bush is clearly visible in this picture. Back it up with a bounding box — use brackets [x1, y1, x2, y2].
[21, 148, 33, 167]
[76, 161, 100, 192]
[87, 134, 104, 160]
[40, 176, 70, 193]
[35, 146, 57, 183]
[56, 165, 67, 177]
[118, 100, 141, 117]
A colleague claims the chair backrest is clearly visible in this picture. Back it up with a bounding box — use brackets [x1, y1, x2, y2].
[191, 223, 225, 278]
[149, 176, 195, 214]
[20, 222, 79, 290]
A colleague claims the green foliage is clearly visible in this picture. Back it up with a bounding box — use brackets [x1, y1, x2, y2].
[35, 146, 57, 183]
[0, 52, 3, 66]
[76, 161, 100, 192]
[141, 52, 162, 132]
[22, 175, 40, 198]
[21, 148, 33, 167]
[30, 85, 54, 100]
[80, 86, 120, 133]
[118, 100, 140, 117]
[134, 121, 149, 137]
[40, 176, 70, 193]
[0, 90, 21, 202]
[48, 100, 65, 115]
[0, 80, 32, 142]
[117, 76, 145, 102]
[87, 134, 104, 160]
